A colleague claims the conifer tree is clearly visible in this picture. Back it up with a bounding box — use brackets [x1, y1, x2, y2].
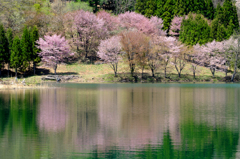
[145, 0, 157, 18]
[11, 36, 22, 77]
[21, 26, 32, 73]
[0, 24, 9, 77]
[204, 0, 214, 19]
[179, 14, 211, 45]
[222, 0, 239, 28]
[6, 28, 13, 77]
[226, 19, 234, 38]
[216, 23, 227, 41]
[162, 0, 175, 30]
[174, 0, 187, 16]
[155, 0, 166, 17]
[31, 26, 41, 75]
[135, 0, 146, 15]
[210, 18, 219, 40]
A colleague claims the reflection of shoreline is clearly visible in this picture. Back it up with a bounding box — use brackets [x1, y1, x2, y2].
[35, 86, 239, 156]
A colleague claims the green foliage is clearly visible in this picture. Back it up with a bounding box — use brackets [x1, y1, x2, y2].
[135, 0, 146, 15]
[204, 0, 214, 19]
[155, 0, 166, 17]
[5, 28, 13, 64]
[30, 26, 41, 64]
[21, 26, 32, 71]
[0, 24, 9, 68]
[144, 0, 157, 18]
[10, 36, 22, 70]
[179, 14, 211, 45]
[222, 0, 239, 28]
[64, 1, 93, 12]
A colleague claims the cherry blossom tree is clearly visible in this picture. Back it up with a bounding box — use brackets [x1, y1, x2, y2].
[120, 31, 148, 77]
[118, 12, 166, 37]
[161, 37, 179, 78]
[194, 40, 225, 78]
[37, 34, 73, 75]
[97, 36, 122, 77]
[171, 42, 185, 78]
[149, 16, 167, 36]
[96, 10, 119, 34]
[223, 37, 240, 81]
[74, 10, 107, 60]
[169, 16, 183, 37]
[118, 11, 155, 35]
[147, 36, 163, 77]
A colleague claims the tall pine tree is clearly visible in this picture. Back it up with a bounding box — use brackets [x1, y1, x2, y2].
[0, 25, 9, 77]
[145, 0, 157, 18]
[30, 26, 41, 75]
[21, 26, 32, 73]
[136, 0, 146, 15]
[6, 28, 13, 77]
[155, 0, 166, 17]
[204, 0, 214, 19]
[11, 36, 22, 77]
[222, 0, 239, 28]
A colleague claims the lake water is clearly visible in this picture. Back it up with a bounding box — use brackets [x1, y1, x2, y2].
[0, 83, 240, 159]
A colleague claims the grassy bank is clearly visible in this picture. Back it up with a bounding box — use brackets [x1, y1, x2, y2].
[0, 61, 235, 86]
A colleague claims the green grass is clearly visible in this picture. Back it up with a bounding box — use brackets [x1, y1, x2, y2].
[1, 61, 232, 84]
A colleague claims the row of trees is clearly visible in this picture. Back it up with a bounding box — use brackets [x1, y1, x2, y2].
[31, 9, 240, 81]
[0, 25, 40, 76]
[97, 29, 240, 81]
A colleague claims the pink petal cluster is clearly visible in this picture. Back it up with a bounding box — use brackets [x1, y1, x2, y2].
[194, 40, 226, 67]
[169, 16, 183, 36]
[97, 10, 119, 33]
[74, 10, 108, 57]
[97, 36, 122, 64]
[37, 34, 72, 68]
[118, 12, 165, 36]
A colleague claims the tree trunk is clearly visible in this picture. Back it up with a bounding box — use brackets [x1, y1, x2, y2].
[225, 66, 228, 78]
[114, 64, 118, 77]
[15, 68, 17, 77]
[130, 64, 134, 77]
[193, 72, 195, 79]
[151, 68, 155, 77]
[164, 67, 167, 78]
[29, 61, 31, 72]
[8, 63, 10, 77]
[0, 68, 1, 77]
[33, 62, 36, 75]
[142, 67, 144, 79]
[231, 53, 238, 82]
[178, 72, 181, 78]
[54, 65, 57, 75]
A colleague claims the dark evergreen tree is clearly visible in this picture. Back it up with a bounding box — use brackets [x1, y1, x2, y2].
[145, 0, 157, 18]
[0, 25, 9, 77]
[6, 28, 13, 77]
[226, 19, 234, 38]
[216, 23, 227, 41]
[155, 0, 166, 17]
[210, 18, 219, 40]
[11, 36, 22, 77]
[204, 0, 214, 19]
[21, 26, 32, 73]
[175, 0, 187, 16]
[179, 14, 211, 45]
[162, 0, 175, 30]
[135, 0, 146, 15]
[30, 26, 41, 75]
[89, 0, 100, 13]
[222, 0, 239, 28]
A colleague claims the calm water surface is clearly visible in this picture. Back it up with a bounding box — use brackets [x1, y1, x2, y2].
[0, 83, 240, 159]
